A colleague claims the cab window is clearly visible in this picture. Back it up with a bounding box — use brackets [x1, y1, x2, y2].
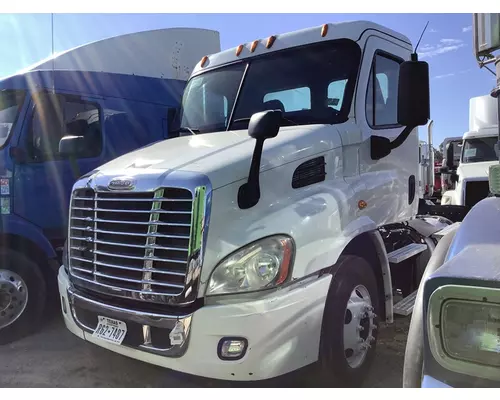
[28, 92, 102, 162]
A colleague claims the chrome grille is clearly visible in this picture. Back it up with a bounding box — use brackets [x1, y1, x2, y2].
[68, 187, 193, 298]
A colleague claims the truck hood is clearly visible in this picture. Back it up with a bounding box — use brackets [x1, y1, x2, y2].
[94, 124, 340, 189]
[457, 161, 497, 180]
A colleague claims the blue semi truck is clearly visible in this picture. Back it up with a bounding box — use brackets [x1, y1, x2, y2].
[0, 27, 220, 344]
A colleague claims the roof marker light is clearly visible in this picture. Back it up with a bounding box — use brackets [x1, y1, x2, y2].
[200, 56, 208, 67]
[321, 24, 329, 37]
[266, 35, 276, 49]
[236, 45, 244, 56]
[250, 40, 259, 53]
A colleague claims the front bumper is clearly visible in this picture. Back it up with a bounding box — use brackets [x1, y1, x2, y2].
[58, 266, 331, 381]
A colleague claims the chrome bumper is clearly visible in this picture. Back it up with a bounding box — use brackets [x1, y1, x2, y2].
[67, 285, 193, 357]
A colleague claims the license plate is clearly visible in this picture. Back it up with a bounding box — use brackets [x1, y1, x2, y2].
[92, 316, 127, 345]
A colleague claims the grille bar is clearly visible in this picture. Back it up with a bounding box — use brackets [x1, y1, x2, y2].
[74, 196, 192, 203]
[71, 226, 189, 240]
[72, 206, 192, 215]
[69, 186, 193, 300]
[71, 216, 190, 228]
[71, 238, 188, 252]
[70, 256, 186, 276]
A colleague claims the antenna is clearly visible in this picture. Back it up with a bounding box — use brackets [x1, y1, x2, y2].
[51, 13, 55, 94]
[412, 21, 430, 61]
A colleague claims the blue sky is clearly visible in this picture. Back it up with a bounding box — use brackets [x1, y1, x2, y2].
[0, 13, 495, 146]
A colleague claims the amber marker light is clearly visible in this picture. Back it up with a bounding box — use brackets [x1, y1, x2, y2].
[321, 24, 329, 37]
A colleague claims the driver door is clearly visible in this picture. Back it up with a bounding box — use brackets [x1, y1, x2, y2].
[12, 90, 104, 251]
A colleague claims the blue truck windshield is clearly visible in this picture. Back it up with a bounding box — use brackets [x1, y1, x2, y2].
[179, 39, 361, 134]
[0, 89, 26, 147]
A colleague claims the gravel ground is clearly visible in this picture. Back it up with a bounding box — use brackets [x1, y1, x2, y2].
[0, 300, 410, 388]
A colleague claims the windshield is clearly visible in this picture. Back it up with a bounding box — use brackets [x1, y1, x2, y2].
[0, 89, 26, 148]
[179, 39, 361, 134]
[461, 137, 497, 163]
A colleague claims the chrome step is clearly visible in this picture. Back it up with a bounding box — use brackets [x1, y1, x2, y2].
[433, 222, 461, 239]
[393, 291, 418, 316]
[387, 243, 428, 264]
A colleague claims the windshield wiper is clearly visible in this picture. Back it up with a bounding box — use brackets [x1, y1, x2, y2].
[178, 126, 200, 136]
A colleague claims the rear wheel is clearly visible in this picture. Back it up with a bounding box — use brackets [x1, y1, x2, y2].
[316, 255, 380, 387]
[0, 249, 46, 345]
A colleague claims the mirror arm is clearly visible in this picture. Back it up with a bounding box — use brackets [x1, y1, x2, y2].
[238, 138, 265, 209]
[390, 125, 416, 150]
[371, 125, 416, 160]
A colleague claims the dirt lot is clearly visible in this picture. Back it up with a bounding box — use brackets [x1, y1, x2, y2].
[0, 301, 410, 388]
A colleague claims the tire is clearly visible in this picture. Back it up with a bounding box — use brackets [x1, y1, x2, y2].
[0, 248, 46, 345]
[316, 255, 380, 387]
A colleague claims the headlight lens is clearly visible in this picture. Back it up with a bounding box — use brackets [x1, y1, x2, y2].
[206, 235, 294, 296]
[441, 299, 500, 366]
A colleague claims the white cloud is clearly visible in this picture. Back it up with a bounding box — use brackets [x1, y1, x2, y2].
[463, 25, 473, 32]
[419, 38, 466, 59]
[440, 38, 463, 45]
[433, 69, 471, 80]
[434, 73, 455, 79]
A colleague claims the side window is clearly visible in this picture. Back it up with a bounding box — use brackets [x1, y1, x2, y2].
[263, 87, 311, 112]
[29, 93, 102, 161]
[365, 53, 401, 127]
[327, 79, 347, 111]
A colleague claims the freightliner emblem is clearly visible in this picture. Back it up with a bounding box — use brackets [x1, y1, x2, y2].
[108, 177, 136, 190]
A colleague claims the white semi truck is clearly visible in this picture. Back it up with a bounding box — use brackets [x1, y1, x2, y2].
[57, 21, 453, 386]
[440, 94, 498, 209]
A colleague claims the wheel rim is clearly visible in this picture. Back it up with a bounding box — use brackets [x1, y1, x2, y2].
[343, 284, 377, 368]
[0, 269, 28, 329]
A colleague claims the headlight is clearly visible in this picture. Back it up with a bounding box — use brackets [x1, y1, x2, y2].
[427, 284, 500, 381]
[206, 235, 294, 296]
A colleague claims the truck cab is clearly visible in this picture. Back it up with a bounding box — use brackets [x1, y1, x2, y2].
[0, 27, 221, 344]
[441, 94, 498, 209]
[57, 20, 450, 386]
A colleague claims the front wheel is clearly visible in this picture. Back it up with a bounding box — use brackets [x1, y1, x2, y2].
[316, 255, 380, 387]
[0, 249, 46, 345]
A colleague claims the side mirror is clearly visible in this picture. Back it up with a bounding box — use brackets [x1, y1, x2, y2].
[371, 54, 430, 161]
[247, 109, 282, 140]
[446, 143, 455, 170]
[397, 56, 430, 127]
[238, 110, 282, 209]
[450, 172, 459, 184]
[59, 135, 85, 156]
[66, 119, 88, 136]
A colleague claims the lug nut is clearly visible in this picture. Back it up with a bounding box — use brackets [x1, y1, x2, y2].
[356, 325, 364, 332]
[368, 335, 375, 343]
